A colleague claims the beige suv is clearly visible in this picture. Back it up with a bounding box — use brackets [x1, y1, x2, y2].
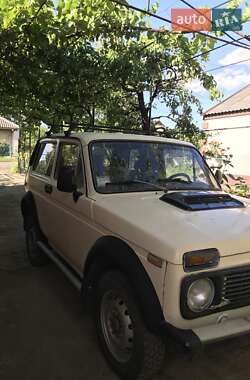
[22, 131, 250, 379]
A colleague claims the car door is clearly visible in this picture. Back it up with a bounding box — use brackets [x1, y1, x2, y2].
[50, 139, 97, 273]
[28, 139, 58, 241]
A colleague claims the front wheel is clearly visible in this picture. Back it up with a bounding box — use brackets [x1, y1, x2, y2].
[95, 271, 165, 380]
[26, 227, 49, 266]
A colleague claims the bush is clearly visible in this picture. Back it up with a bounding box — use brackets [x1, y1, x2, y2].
[0, 142, 10, 156]
[230, 183, 250, 198]
[10, 162, 19, 174]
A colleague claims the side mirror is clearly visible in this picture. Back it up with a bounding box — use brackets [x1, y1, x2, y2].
[57, 166, 75, 193]
[215, 169, 223, 185]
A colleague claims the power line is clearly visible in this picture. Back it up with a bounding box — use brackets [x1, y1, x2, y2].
[188, 35, 249, 62]
[214, 0, 237, 8]
[157, 0, 180, 15]
[106, 0, 250, 88]
[179, 0, 250, 48]
[213, 1, 250, 48]
[108, 0, 250, 81]
[136, 29, 249, 63]
[109, 0, 250, 51]
[165, 54, 250, 82]
[206, 57, 250, 72]
[235, 31, 250, 42]
[151, 0, 250, 49]
[137, 30, 249, 63]
[109, 0, 173, 24]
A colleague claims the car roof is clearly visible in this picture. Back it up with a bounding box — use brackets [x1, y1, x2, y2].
[49, 132, 194, 147]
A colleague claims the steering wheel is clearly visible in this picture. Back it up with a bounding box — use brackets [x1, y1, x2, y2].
[167, 172, 192, 182]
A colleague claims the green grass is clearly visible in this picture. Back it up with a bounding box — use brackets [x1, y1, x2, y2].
[0, 156, 17, 162]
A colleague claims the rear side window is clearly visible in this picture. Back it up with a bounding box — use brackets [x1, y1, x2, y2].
[33, 142, 56, 177]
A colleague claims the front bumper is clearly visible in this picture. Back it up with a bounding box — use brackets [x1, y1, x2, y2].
[161, 321, 201, 350]
[161, 315, 250, 351]
[193, 315, 250, 343]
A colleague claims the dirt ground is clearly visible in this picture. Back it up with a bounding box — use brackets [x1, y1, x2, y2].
[1, 168, 250, 380]
[0, 160, 15, 169]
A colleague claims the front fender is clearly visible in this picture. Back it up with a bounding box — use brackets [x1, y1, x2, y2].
[83, 236, 165, 334]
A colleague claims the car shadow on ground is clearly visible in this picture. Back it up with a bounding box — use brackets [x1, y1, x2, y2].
[1, 182, 250, 380]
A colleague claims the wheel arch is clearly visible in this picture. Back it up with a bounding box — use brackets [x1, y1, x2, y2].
[21, 191, 36, 230]
[21, 191, 44, 238]
[82, 235, 165, 334]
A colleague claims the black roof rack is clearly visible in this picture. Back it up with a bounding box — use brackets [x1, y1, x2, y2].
[45, 123, 162, 137]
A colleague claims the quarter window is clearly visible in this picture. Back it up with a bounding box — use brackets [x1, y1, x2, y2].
[33, 142, 56, 177]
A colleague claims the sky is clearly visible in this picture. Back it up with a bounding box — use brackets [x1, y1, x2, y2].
[129, 0, 250, 128]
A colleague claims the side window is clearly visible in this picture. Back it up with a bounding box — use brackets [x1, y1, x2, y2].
[33, 142, 56, 177]
[56, 143, 84, 189]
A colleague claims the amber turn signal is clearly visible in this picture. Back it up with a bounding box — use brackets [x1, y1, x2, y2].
[147, 253, 163, 268]
[183, 249, 220, 272]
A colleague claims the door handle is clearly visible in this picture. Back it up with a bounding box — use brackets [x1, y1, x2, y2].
[44, 184, 53, 194]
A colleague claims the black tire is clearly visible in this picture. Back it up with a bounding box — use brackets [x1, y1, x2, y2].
[26, 227, 49, 267]
[95, 270, 165, 380]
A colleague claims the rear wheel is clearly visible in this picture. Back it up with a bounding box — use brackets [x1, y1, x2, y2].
[26, 227, 49, 266]
[95, 271, 165, 380]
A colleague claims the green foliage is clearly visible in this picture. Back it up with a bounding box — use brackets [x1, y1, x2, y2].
[0, 142, 10, 156]
[0, 0, 220, 130]
[230, 183, 250, 198]
[10, 161, 19, 174]
[202, 140, 234, 188]
[0, 0, 248, 144]
[162, 115, 207, 149]
[17, 121, 46, 172]
[201, 139, 250, 198]
[0, 156, 16, 161]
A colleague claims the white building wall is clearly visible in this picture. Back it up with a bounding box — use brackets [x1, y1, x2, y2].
[0, 129, 19, 156]
[0, 130, 12, 146]
[12, 129, 19, 156]
[205, 113, 250, 176]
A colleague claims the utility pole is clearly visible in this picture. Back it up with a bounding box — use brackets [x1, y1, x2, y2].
[147, 0, 150, 11]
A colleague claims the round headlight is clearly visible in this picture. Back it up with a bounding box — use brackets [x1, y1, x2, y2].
[187, 278, 215, 312]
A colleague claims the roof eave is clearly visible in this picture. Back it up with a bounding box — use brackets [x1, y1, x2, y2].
[203, 108, 250, 119]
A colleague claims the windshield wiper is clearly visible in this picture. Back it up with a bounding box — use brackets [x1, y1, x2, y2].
[106, 179, 168, 192]
[157, 178, 214, 191]
[157, 178, 192, 184]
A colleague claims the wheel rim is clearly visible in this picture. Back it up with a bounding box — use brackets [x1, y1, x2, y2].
[100, 290, 134, 363]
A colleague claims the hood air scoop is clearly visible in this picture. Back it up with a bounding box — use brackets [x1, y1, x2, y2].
[160, 191, 245, 211]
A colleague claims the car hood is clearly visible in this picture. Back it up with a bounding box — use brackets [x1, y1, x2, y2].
[93, 192, 250, 264]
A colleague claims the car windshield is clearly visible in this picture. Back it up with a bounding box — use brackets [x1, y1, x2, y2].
[90, 141, 219, 194]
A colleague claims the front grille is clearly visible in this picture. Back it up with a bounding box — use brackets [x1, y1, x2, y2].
[181, 265, 250, 319]
[222, 268, 250, 307]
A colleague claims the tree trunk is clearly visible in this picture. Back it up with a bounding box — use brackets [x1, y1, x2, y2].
[92, 106, 95, 127]
[137, 91, 150, 134]
[29, 130, 32, 159]
[17, 129, 22, 173]
[23, 132, 27, 172]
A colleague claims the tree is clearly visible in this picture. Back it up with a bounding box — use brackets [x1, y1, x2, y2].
[0, 0, 246, 137]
